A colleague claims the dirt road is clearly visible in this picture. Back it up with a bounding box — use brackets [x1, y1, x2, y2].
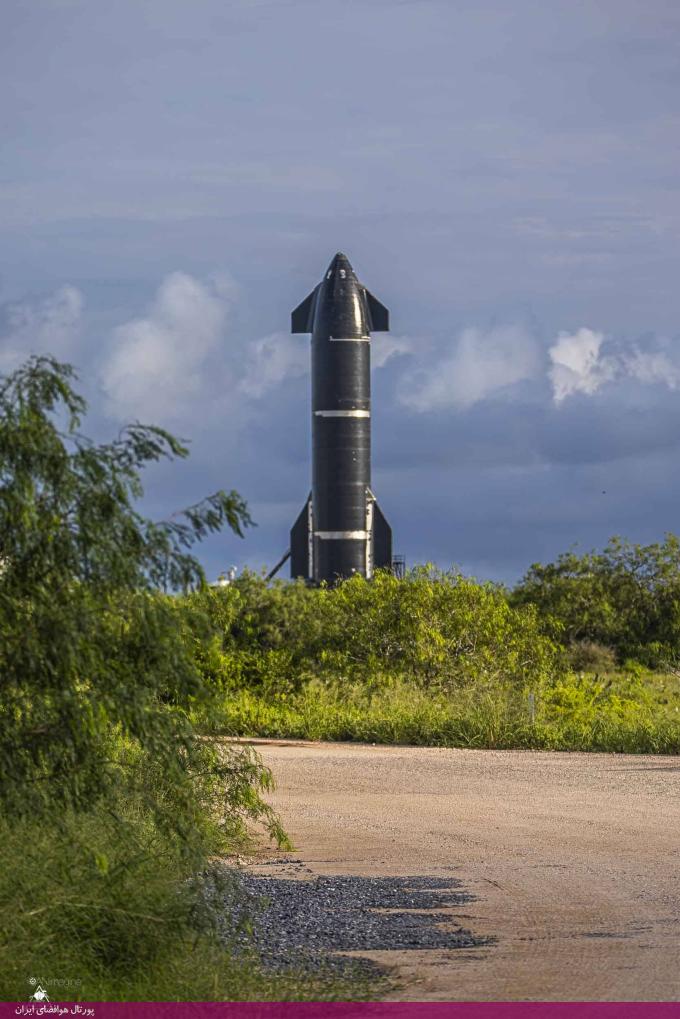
[248, 741, 680, 1001]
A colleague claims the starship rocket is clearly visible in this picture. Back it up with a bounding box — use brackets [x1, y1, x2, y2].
[290, 252, 393, 583]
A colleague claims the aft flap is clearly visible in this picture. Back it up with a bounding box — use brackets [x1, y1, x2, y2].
[291, 287, 319, 333]
[372, 498, 392, 570]
[365, 289, 389, 332]
[290, 492, 313, 580]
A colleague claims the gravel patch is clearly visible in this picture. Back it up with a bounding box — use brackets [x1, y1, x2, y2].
[212, 859, 490, 977]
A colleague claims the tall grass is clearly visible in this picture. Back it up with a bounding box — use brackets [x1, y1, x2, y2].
[206, 676, 680, 754]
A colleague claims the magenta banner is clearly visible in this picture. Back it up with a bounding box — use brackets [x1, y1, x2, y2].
[3, 1004, 680, 1019]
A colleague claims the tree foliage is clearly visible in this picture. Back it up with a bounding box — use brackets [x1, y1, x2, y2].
[0, 355, 283, 846]
[511, 535, 680, 666]
[190, 565, 558, 702]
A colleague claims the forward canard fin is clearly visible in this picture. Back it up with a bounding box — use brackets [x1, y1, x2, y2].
[291, 287, 319, 333]
[365, 289, 389, 332]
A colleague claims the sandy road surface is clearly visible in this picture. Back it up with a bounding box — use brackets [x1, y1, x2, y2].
[247, 741, 680, 1001]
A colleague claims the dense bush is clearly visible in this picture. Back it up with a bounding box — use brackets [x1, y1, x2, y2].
[188, 566, 560, 720]
[0, 355, 264, 827]
[312, 567, 556, 691]
[564, 640, 618, 673]
[0, 357, 301, 999]
[186, 547, 680, 756]
[511, 535, 680, 667]
[0, 750, 250, 1001]
[0, 736, 369, 1002]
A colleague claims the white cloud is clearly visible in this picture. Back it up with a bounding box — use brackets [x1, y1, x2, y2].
[397, 322, 680, 411]
[548, 328, 618, 402]
[0, 285, 84, 372]
[101, 271, 234, 422]
[622, 340, 680, 391]
[238, 332, 309, 398]
[372, 333, 414, 368]
[102, 270, 413, 426]
[547, 328, 680, 403]
[399, 325, 543, 412]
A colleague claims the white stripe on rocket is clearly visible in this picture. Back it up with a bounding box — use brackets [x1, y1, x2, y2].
[315, 530, 369, 540]
[314, 410, 370, 417]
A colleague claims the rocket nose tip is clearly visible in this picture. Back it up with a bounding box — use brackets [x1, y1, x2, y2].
[326, 251, 354, 276]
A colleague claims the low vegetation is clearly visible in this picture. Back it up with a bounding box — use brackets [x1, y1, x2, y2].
[187, 558, 680, 755]
[212, 674, 680, 754]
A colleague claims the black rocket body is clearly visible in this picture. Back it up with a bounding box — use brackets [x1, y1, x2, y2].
[289, 253, 392, 583]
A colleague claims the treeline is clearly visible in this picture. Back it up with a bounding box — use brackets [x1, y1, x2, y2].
[185, 564, 680, 754]
[180, 532, 680, 754]
[188, 533, 680, 707]
[188, 568, 556, 699]
[511, 535, 680, 669]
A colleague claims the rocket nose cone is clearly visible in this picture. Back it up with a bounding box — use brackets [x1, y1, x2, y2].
[325, 251, 355, 278]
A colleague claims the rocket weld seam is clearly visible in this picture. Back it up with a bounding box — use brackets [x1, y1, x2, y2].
[314, 530, 369, 540]
[314, 410, 370, 417]
[328, 336, 370, 342]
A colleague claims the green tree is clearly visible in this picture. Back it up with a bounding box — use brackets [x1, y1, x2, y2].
[512, 535, 680, 666]
[191, 565, 558, 700]
[0, 355, 281, 847]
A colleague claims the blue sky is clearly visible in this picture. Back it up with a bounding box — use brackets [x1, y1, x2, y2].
[2, 0, 680, 582]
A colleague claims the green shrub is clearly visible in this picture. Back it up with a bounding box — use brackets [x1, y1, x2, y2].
[565, 640, 618, 673]
[0, 755, 364, 1002]
[512, 535, 680, 667]
[0, 355, 257, 825]
[312, 567, 556, 692]
[0, 357, 332, 1001]
[189, 566, 559, 705]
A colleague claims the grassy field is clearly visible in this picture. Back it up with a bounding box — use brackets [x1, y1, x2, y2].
[203, 671, 680, 754]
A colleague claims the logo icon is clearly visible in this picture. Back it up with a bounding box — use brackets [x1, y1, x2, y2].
[29, 984, 50, 1002]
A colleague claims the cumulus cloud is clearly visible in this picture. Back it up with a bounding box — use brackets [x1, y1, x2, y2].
[548, 329, 680, 403]
[399, 325, 543, 412]
[0, 285, 84, 372]
[101, 272, 235, 422]
[397, 321, 680, 412]
[100, 270, 415, 427]
[548, 328, 617, 402]
[238, 332, 309, 398]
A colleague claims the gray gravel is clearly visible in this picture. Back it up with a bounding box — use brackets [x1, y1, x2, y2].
[212, 859, 489, 977]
